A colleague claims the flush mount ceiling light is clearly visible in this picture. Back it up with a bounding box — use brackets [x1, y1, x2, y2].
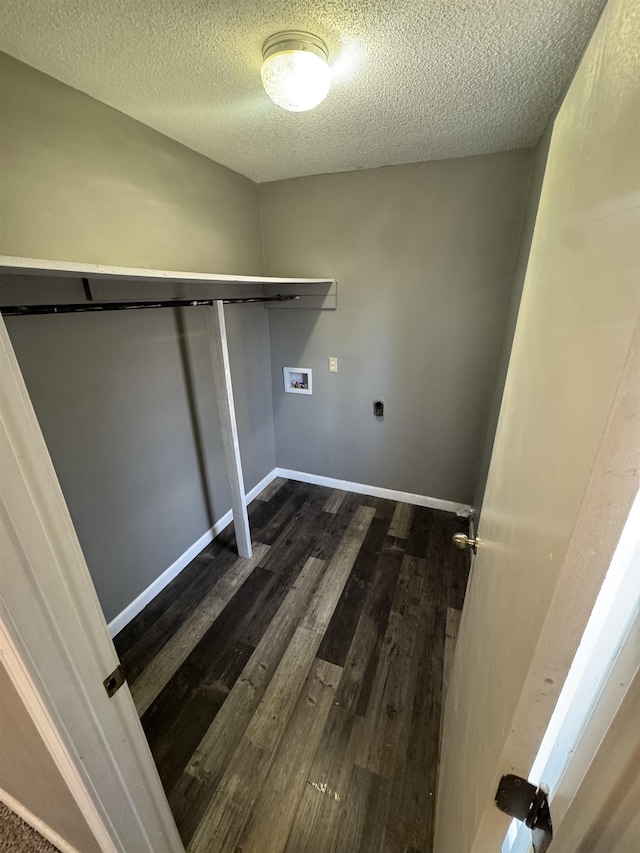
[261, 31, 331, 112]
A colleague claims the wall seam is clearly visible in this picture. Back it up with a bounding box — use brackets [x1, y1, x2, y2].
[257, 182, 267, 277]
[256, 181, 278, 470]
[473, 148, 536, 461]
[471, 140, 551, 512]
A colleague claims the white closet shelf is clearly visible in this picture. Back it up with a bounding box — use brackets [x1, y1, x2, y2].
[0, 256, 337, 309]
[0, 255, 332, 285]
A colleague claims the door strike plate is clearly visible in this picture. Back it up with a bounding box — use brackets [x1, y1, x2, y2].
[495, 774, 553, 853]
[103, 663, 126, 698]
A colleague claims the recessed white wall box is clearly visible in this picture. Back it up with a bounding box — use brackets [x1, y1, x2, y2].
[283, 367, 312, 395]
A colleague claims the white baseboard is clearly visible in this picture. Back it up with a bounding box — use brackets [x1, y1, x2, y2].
[107, 468, 278, 637]
[248, 470, 280, 501]
[107, 466, 468, 637]
[107, 517, 230, 638]
[0, 787, 82, 853]
[277, 468, 471, 515]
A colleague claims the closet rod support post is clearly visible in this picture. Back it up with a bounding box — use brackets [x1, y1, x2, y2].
[206, 302, 252, 559]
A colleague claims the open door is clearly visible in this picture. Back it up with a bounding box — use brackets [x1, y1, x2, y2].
[435, 0, 640, 850]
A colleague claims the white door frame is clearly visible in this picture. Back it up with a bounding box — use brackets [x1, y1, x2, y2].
[0, 314, 184, 852]
[549, 611, 640, 850]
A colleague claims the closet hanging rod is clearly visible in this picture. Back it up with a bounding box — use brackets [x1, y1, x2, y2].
[0, 295, 300, 316]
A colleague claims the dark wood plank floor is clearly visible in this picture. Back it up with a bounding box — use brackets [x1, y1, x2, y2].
[114, 479, 470, 853]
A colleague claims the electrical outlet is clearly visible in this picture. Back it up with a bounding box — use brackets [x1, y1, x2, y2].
[328, 357, 338, 373]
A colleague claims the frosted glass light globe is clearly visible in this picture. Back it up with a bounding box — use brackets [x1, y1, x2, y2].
[261, 33, 331, 112]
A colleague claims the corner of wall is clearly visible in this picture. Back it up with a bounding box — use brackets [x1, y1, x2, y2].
[257, 181, 267, 278]
[472, 130, 554, 515]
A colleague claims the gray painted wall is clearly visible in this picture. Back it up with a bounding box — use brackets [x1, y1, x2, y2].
[0, 663, 101, 853]
[0, 53, 260, 272]
[260, 151, 533, 505]
[0, 51, 538, 623]
[473, 125, 553, 513]
[0, 55, 274, 622]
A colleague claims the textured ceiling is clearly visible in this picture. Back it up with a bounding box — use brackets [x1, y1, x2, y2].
[0, 0, 604, 182]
